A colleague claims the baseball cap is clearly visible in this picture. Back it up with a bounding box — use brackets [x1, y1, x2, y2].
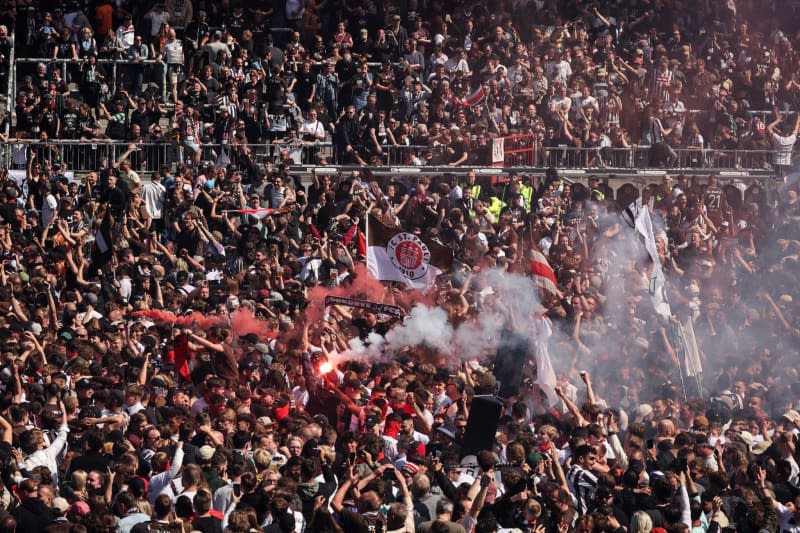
[198, 445, 216, 461]
[526, 452, 545, 468]
[52, 497, 69, 514]
[75, 378, 93, 390]
[400, 462, 419, 477]
[257, 416, 275, 427]
[436, 426, 456, 440]
[782, 410, 800, 424]
[631, 404, 653, 424]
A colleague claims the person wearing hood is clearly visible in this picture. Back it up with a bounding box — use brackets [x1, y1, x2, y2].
[295, 449, 337, 523]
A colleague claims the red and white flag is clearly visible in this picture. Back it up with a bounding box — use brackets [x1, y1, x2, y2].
[366, 214, 453, 291]
[529, 248, 558, 296]
[461, 86, 486, 107]
[226, 207, 290, 219]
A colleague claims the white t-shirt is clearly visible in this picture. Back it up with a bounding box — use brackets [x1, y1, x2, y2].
[42, 194, 58, 227]
[299, 119, 325, 141]
[772, 131, 797, 166]
[549, 95, 572, 113]
[162, 39, 184, 65]
[141, 181, 166, 220]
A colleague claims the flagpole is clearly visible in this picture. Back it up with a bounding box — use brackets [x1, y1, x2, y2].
[365, 212, 370, 268]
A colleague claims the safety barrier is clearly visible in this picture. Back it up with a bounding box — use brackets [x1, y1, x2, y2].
[0, 138, 790, 175]
[1, 140, 334, 173]
[4, 32, 14, 137]
[380, 144, 787, 172]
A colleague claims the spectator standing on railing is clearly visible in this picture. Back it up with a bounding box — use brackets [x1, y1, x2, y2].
[649, 106, 677, 168]
[162, 29, 185, 104]
[39, 180, 57, 228]
[767, 106, 800, 182]
[180, 105, 203, 167]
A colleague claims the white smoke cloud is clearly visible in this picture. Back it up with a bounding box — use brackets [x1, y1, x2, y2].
[384, 304, 454, 354]
[347, 332, 386, 359]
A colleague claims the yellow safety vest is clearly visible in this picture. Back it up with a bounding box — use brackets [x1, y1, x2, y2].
[487, 196, 506, 218]
[520, 184, 534, 213]
[590, 187, 605, 201]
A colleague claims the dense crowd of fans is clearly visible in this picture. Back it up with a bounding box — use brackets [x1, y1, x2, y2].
[0, 0, 799, 170]
[0, 2, 796, 533]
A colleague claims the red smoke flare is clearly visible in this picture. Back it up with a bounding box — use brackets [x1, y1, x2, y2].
[304, 263, 434, 325]
[133, 308, 274, 339]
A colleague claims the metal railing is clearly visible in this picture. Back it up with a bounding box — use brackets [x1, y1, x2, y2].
[0, 138, 788, 175]
[14, 57, 168, 101]
[381, 144, 786, 171]
[4, 32, 14, 137]
[2, 139, 333, 173]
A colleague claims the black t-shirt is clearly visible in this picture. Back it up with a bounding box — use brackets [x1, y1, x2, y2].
[192, 516, 222, 533]
[295, 71, 316, 102]
[224, 12, 246, 40]
[0, 201, 16, 229]
[238, 493, 269, 523]
[16, 102, 36, 132]
[450, 140, 469, 164]
[131, 109, 160, 132]
[77, 112, 94, 135]
[102, 185, 128, 215]
[338, 509, 386, 533]
[316, 200, 342, 231]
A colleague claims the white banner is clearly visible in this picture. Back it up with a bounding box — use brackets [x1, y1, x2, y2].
[633, 203, 672, 319]
[677, 317, 703, 377]
[492, 137, 505, 165]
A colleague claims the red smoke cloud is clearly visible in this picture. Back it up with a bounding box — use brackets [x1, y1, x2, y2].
[134, 308, 274, 339]
[133, 309, 223, 329]
[229, 308, 275, 338]
[305, 263, 433, 325]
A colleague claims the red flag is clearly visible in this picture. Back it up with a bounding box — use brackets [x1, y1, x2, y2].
[530, 249, 558, 296]
[172, 333, 192, 380]
[461, 86, 486, 107]
[342, 222, 358, 246]
[356, 229, 366, 256]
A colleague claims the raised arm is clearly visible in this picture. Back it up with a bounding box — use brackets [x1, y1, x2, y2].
[187, 331, 225, 353]
[554, 384, 589, 426]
